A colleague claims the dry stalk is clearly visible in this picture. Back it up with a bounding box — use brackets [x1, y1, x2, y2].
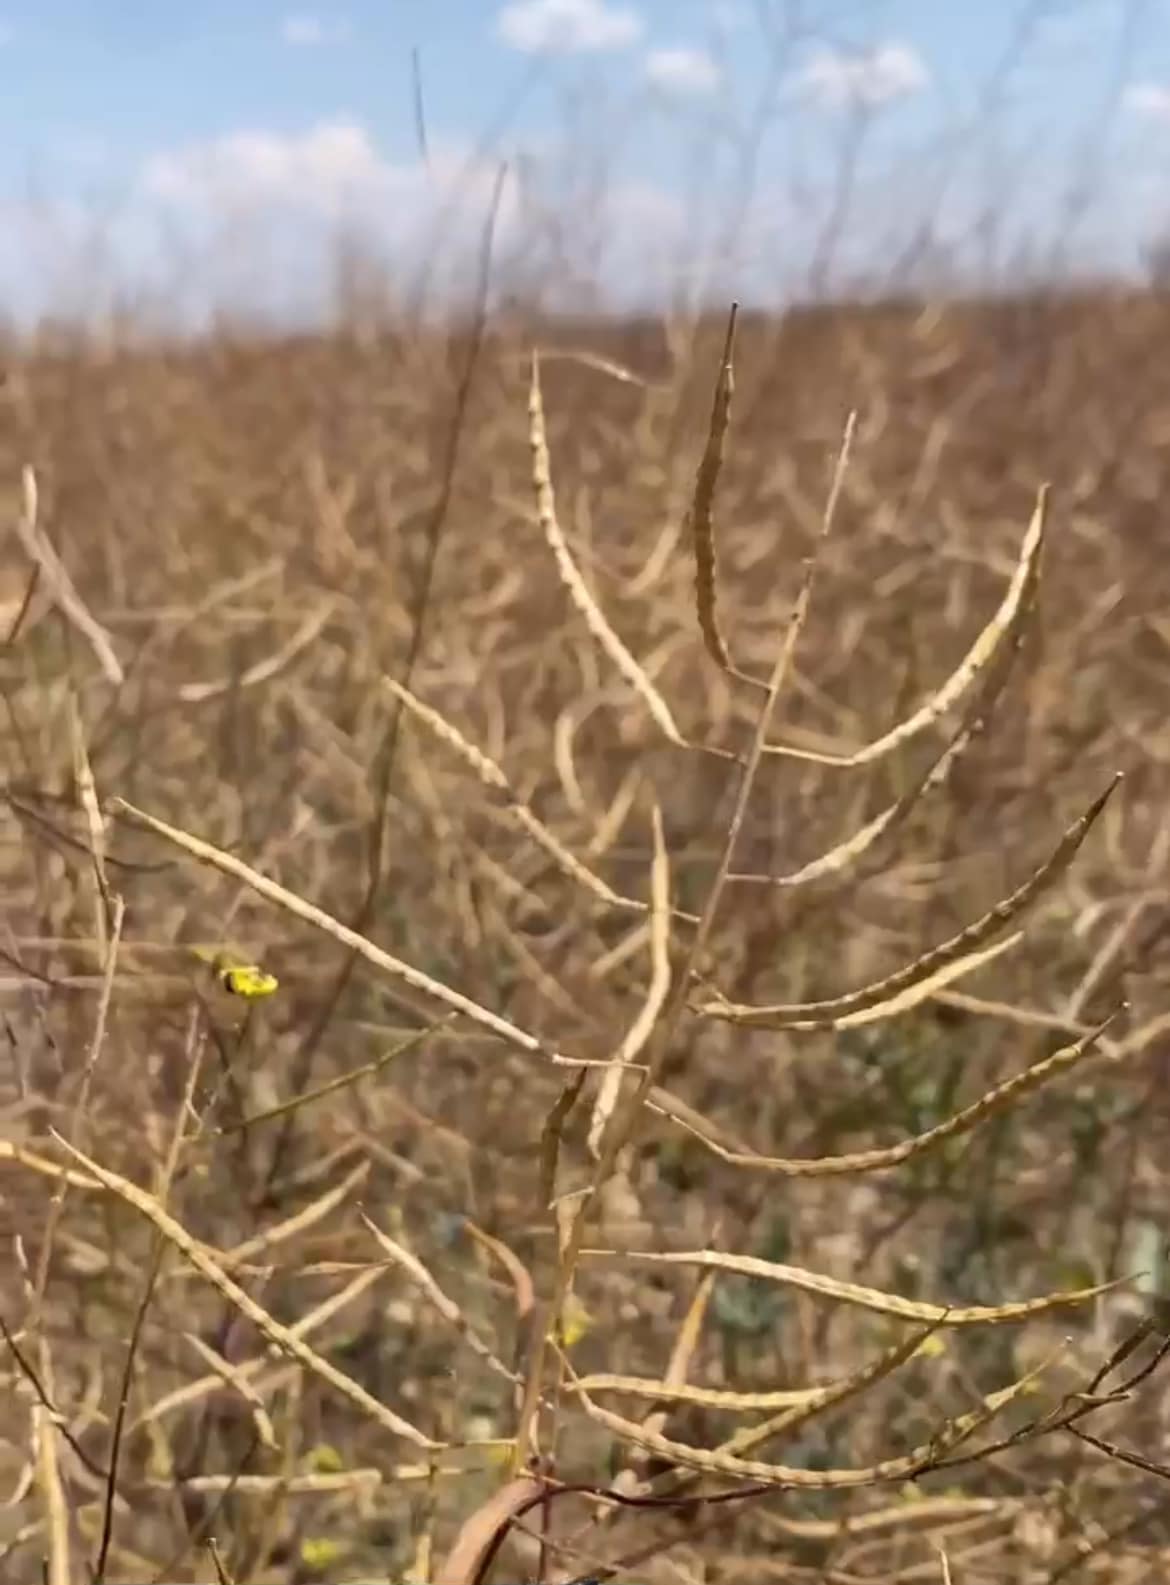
[33, 1400, 71, 1585]
[12, 465, 124, 685]
[529, 352, 733, 764]
[688, 302, 763, 689]
[587, 804, 673, 1157]
[587, 1247, 1128, 1325]
[700, 775, 1120, 1027]
[563, 1343, 1057, 1488]
[651, 1010, 1122, 1176]
[128, 1266, 387, 1434]
[385, 674, 700, 925]
[30, 895, 125, 1323]
[362, 1211, 521, 1386]
[763, 483, 1047, 765]
[107, 797, 612, 1069]
[177, 598, 335, 703]
[509, 409, 858, 1475]
[48, 1131, 444, 1450]
[726, 713, 978, 889]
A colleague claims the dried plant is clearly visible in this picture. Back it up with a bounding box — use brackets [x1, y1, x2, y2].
[3, 287, 1170, 1585]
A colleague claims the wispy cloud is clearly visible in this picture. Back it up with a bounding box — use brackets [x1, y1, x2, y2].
[1124, 83, 1170, 120]
[708, 0, 747, 29]
[143, 120, 389, 215]
[1036, 2, 1123, 52]
[496, 0, 642, 55]
[645, 46, 720, 95]
[797, 41, 928, 110]
[281, 14, 351, 47]
[131, 119, 704, 319]
[134, 121, 527, 320]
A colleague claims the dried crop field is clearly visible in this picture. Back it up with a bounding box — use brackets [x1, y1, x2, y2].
[3, 286, 1170, 1583]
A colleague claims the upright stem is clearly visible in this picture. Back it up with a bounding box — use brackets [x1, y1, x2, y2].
[512, 413, 857, 1473]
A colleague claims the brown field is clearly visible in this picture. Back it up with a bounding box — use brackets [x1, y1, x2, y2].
[4, 285, 1170, 1583]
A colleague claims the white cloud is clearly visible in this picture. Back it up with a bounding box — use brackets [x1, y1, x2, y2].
[708, 1, 746, 29]
[798, 41, 928, 110]
[133, 125, 529, 324]
[143, 120, 390, 217]
[645, 46, 720, 95]
[1036, 3, 1121, 51]
[496, 0, 641, 55]
[126, 119, 715, 324]
[1125, 83, 1170, 120]
[281, 14, 350, 46]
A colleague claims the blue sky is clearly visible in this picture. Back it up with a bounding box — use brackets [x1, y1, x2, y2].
[1, 0, 1169, 323]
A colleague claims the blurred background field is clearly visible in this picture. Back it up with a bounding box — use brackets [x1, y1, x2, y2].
[6, 4, 1170, 1583]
